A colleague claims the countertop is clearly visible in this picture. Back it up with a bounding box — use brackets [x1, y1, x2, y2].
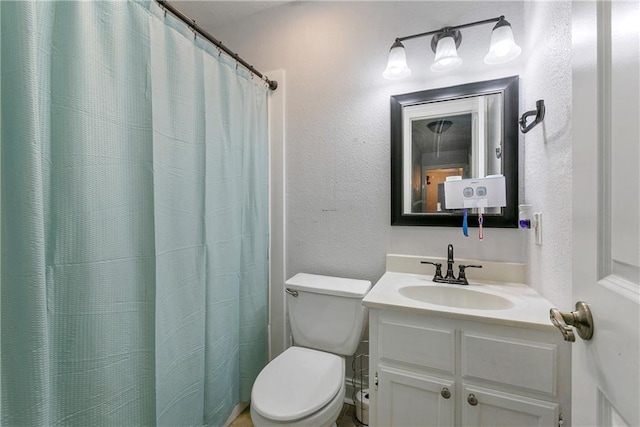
[363, 271, 558, 331]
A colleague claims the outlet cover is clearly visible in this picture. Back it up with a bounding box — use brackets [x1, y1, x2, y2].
[534, 212, 542, 245]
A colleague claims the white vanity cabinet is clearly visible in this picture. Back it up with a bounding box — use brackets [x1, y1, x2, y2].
[368, 309, 570, 427]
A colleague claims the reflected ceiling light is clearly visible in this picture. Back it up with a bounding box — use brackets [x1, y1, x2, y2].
[427, 119, 453, 158]
[427, 120, 453, 134]
[383, 15, 521, 80]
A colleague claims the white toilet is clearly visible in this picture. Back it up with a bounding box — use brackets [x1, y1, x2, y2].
[250, 273, 372, 426]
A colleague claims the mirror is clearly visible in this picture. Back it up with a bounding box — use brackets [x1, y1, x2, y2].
[391, 76, 519, 227]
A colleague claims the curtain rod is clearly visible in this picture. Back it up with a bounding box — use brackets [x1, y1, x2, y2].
[156, 0, 278, 91]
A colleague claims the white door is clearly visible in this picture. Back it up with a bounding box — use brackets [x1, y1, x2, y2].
[571, 1, 640, 426]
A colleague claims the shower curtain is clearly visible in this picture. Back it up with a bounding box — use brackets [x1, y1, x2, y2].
[0, 1, 269, 426]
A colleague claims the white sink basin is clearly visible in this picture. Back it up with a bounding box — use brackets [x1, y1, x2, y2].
[398, 285, 515, 310]
[363, 263, 555, 327]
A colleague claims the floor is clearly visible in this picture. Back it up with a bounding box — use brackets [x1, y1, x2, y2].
[230, 403, 363, 427]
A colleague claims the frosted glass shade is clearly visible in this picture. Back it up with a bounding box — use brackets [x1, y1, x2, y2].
[430, 35, 463, 72]
[484, 24, 522, 64]
[383, 42, 411, 80]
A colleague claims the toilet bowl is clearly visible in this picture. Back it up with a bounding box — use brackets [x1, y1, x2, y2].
[250, 273, 372, 427]
[250, 347, 345, 426]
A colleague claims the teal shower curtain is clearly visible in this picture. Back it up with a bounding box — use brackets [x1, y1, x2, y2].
[0, 1, 269, 426]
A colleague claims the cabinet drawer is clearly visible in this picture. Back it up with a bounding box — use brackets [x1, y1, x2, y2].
[379, 319, 454, 373]
[461, 332, 557, 395]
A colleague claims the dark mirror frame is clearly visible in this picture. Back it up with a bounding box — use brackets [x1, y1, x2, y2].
[391, 76, 519, 227]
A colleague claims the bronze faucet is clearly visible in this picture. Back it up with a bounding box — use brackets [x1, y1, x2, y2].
[421, 244, 483, 285]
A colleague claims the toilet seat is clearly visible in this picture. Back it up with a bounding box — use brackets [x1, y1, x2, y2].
[251, 347, 344, 422]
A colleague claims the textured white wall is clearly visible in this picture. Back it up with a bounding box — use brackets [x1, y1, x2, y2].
[521, 1, 573, 307]
[211, 1, 572, 306]
[212, 1, 527, 286]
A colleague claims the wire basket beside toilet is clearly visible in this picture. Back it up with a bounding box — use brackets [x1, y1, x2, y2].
[351, 348, 369, 425]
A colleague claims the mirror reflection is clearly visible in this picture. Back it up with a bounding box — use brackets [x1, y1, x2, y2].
[406, 93, 502, 215]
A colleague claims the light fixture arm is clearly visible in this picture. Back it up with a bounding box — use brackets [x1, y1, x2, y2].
[396, 15, 505, 44]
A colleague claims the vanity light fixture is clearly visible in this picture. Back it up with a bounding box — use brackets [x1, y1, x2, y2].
[383, 15, 521, 80]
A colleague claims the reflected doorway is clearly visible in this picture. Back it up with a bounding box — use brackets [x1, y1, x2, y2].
[423, 167, 464, 213]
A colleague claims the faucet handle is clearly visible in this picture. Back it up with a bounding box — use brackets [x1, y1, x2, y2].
[421, 261, 443, 280]
[457, 264, 483, 285]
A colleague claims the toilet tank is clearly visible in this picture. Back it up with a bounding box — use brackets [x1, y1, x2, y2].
[285, 273, 372, 356]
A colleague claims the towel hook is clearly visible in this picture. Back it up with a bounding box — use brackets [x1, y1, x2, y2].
[519, 99, 545, 133]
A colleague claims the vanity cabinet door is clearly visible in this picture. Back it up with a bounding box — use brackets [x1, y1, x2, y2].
[377, 365, 454, 427]
[461, 384, 558, 427]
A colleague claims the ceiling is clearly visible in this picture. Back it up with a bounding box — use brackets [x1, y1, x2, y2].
[170, 1, 292, 32]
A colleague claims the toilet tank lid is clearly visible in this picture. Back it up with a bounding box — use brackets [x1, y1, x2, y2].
[285, 273, 372, 298]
